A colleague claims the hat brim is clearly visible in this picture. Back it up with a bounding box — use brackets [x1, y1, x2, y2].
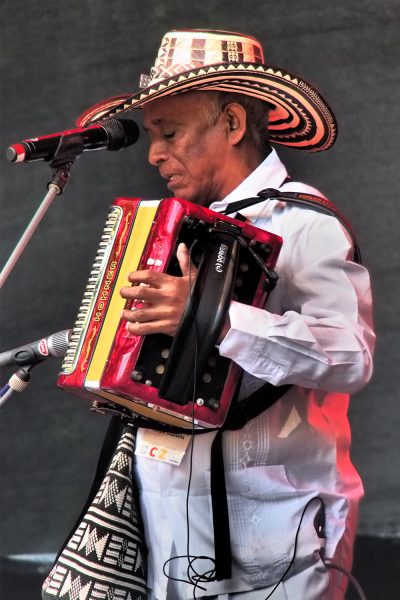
[77, 63, 337, 152]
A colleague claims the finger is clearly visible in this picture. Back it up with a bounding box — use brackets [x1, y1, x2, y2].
[125, 319, 178, 337]
[120, 283, 162, 302]
[122, 306, 166, 323]
[176, 242, 192, 277]
[127, 269, 166, 287]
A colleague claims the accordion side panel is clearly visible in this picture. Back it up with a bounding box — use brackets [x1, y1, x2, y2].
[58, 202, 133, 388]
[84, 200, 160, 394]
[57, 199, 158, 395]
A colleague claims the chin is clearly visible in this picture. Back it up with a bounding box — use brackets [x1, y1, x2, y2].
[189, 193, 212, 207]
[177, 191, 200, 204]
[172, 186, 212, 207]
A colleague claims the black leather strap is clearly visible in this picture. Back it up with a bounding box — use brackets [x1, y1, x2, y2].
[158, 224, 241, 405]
[223, 188, 362, 264]
[211, 429, 232, 580]
[208, 381, 291, 581]
[224, 382, 292, 430]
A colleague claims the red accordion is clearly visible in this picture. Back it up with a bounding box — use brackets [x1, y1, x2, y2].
[58, 197, 282, 429]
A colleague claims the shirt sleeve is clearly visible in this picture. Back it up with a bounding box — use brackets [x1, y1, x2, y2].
[218, 209, 375, 393]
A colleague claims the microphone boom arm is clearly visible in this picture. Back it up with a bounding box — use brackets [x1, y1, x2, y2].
[0, 185, 59, 290]
[0, 135, 84, 290]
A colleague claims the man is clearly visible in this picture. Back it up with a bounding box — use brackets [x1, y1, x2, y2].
[68, 30, 376, 599]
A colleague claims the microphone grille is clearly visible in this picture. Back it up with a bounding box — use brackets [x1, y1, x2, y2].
[103, 118, 140, 150]
[6, 147, 18, 162]
[48, 330, 71, 357]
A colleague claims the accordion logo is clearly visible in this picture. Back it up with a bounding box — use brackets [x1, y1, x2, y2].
[215, 242, 228, 273]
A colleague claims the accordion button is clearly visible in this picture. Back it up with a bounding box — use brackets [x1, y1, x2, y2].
[132, 370, 143, 381]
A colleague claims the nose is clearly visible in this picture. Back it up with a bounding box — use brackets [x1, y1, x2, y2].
[148, 139, 168, 166]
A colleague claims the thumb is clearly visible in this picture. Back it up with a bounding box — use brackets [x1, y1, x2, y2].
[176, 242, 193, 277]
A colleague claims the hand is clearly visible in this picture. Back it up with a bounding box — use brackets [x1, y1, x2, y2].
[120, 243, 195, 337]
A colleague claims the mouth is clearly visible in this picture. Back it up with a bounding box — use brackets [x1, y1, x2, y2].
[164, 173, 182, 189]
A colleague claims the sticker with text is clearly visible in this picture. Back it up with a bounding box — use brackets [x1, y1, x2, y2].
[135, 428, 191, 465]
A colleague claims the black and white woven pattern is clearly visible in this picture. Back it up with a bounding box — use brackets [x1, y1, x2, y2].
[42, 426, 147, 600]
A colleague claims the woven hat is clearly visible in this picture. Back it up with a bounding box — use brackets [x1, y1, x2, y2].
[77, 29, 337, 152]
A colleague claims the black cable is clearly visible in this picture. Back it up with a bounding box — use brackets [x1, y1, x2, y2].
[324, 560, 368, 600]
[162, 240, 218, 598]
[261, 496, 367, 600]
[263, 496, 325, 600]
[164, 495, 326, 598]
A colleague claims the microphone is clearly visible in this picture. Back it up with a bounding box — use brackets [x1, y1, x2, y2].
[0, 330, 71, 367]
[6, 118, 140, 163]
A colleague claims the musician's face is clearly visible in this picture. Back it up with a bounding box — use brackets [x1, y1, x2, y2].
[143, 92, 241, 205]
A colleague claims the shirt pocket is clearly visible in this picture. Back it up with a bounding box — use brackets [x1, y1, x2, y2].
[226, 464, 320, 587]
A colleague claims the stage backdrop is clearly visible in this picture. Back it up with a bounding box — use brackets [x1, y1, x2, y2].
[1, 0, 399, 557]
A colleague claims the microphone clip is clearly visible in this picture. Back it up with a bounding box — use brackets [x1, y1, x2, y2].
[47, 133, 84, 195]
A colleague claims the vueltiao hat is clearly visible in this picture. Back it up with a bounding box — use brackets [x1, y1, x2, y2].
[77, 29, 337, 152]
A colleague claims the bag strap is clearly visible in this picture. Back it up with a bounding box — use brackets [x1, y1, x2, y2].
[52, 416, 126, 562]
[223, 187, 362, 264]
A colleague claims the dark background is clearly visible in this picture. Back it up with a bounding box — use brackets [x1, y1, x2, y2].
[0, 0, 399, 597]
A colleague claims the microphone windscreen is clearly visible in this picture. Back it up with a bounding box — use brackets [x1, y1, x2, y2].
[103, 118, 140, 150]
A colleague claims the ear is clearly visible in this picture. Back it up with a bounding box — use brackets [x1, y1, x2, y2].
[223, 102, 247, 146]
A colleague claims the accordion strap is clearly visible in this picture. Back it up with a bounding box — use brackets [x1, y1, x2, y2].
[158, 221, 241, 404]
[223, 187, 362, 264]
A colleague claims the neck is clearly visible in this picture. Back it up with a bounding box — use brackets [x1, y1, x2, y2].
[217, 144, 268, 200]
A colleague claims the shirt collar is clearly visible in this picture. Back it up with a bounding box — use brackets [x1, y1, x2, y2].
[209, 148, 288, 213]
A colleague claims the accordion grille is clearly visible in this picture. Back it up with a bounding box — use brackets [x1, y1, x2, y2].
[60, 206, 123, 374]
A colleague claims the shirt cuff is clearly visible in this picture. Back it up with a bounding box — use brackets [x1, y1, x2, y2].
[218, 301, 270, 362]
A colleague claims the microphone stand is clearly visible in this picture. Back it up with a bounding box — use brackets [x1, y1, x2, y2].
[0, 135, 84, 290]
[0, 366, 32, 408]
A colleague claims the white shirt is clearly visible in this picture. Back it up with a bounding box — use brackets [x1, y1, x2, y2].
[134, 149, 375, 598]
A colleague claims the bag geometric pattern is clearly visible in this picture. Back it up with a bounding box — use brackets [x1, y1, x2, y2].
[42, 426, 147, 600]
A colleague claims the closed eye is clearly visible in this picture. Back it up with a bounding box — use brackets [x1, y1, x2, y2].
[164, 132, 175, 139]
